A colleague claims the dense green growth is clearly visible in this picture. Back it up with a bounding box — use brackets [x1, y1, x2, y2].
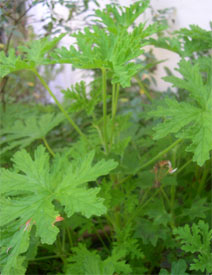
[0, 1, 211, 274]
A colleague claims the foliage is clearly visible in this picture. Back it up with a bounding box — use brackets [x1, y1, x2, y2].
[0, 146, 117, 274]
[148, 58, 212, 166]
[64, 244, 131, 275]
[51, 0, 166, 87]
[173, 220, 212, 273]
[159, 259, 188, 275]
[149, 24, 212, 57]
[0, 113, 64, 154]
[62, 81, 100, 115]
[0, 1, 211, 274]
[0, 34, 66, 79]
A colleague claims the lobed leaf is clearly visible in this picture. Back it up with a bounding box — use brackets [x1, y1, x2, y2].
[95, 0, 150, 33]
[0, 113, 65, 154]
[0, 34, 65, 78]
[64, 244, 132, 275]
[173, 220, 212, 273]
[149, 59, 212, 166]
[0, 146, 117, 272]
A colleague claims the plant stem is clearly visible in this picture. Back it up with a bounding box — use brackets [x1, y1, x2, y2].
[120, 138, 182, 185]
[160, 185, 171, 208]
[56, 237, 66, 264]
[31, 255, 61, 261]
[198, 164, 209, 194]
[112, 83, 120, 120]
[137, 138, 182, 172]
[175, 159, 192, 175]
[64, 222, 73, 248]
[114, 84, 120, 115]
[110, 83, 120, 148]
[33, 70, 85, 139]
[134, 75, 153, 101]
[62, 224, 66, 252]
[101, 67, 108, 153]
[170, 184, 176, 228]
[112, 83, 116, 119]
[42, 137, 55, 157]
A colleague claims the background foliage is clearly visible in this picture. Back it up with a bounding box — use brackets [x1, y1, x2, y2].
[0, 0, 211, 274]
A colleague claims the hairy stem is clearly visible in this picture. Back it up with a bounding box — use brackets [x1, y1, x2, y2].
[112, 83, 120, 119]
[112, 83, 116, 119]
[42, 137, 55, 157]
[110, 83, 120, 147]
[138, 138, 182, 172]
[120, 139, 182, 185]
[101, 67, 108, 153]
[33, 70, 85, 139]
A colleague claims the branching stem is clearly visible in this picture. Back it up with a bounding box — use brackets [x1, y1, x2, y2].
[33, 70, 85, 139]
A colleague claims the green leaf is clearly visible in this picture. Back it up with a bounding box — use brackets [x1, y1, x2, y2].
[144, 198, 171, 226]
[64, 244, 132, 275]
[0, 224, 30, 275]
[149, 59, 212, 166]
[181, 198, 209, 220]
[171, 259, 188, 274]
[159, 268, 169, 275]
[149, 24, 212, 57]
[135, 218, 170, 246]
[149, 37, 182, 56]
[95, 0, 150, 33]
[51, 1, 163, 87]
[0, 49, 32, 78]
[159, 259, 188, 275]
[0, 146, 117, 271]
[177, 25, 212, 56]
[0, 34, 65, 78]
[62, 81, 100, 115]
[0, 113, 64, 154]
[173, 220, 212, 273]
[19, 33, 66, 65]
[164, 59, 209, 107]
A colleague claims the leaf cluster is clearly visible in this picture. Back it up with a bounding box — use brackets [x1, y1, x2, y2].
[0, 34, 65, 78]
[149, 24, 212, 57]
[173, 220, 212, 273]
[0, 146, 117, 274]
[64, 244, 131, 275]
[0, 113, 64, 154]
[51, 0, 165, 87]
[149, 58, 212, 166]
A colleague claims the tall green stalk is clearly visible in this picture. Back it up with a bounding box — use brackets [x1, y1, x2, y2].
[110, 83, 120, 147]
[101, 67, 108, 153]
[33, 70, 85, 139]
[112, 83, 120, 120]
